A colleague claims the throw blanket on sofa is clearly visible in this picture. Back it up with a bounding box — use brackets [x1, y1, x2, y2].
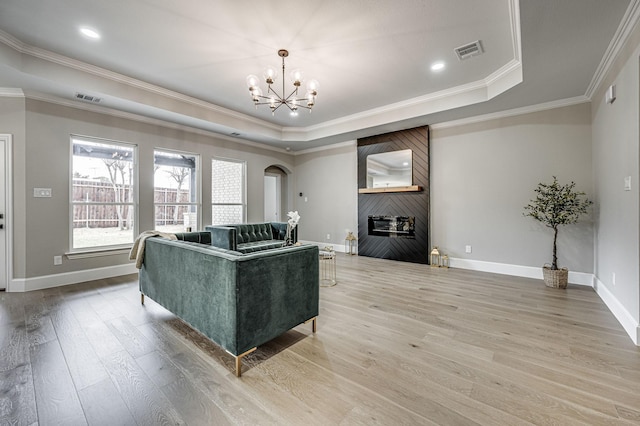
[129, 230, 177, 269]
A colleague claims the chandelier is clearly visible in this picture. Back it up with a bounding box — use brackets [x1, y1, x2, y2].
[246, 49, 319, 116]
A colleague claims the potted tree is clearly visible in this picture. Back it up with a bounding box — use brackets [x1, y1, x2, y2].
[523, 176, 592, 288]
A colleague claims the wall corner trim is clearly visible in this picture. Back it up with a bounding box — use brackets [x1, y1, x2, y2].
[592, 276, 639, 345]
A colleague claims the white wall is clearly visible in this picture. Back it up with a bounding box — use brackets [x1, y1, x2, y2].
[293, 142, 358, 249]
[430, 103, 594, 273]
[591, 18, 640, 341]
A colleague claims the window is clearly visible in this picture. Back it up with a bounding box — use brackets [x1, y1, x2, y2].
[154, 150, 200, 232]
[71, 137, 137, 250]
[212, 158, 245, 225]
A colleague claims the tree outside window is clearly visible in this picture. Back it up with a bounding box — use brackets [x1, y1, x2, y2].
[71, 137, 137, 249]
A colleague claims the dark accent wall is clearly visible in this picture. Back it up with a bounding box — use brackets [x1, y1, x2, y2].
[357, 126, 429, 264]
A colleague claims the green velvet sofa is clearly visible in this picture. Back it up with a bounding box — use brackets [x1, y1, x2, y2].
[138, 232, 319, 376]
[206, 222, 297, 253]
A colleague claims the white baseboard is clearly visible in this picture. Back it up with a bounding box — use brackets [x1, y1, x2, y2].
[592, 277, 639, 345]
[300, 240, 351, 254]
[449, 257, 593, 286]
[9, 263, 138, 292]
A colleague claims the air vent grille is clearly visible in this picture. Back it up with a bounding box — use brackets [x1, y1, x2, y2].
[454, 40, 484, 60]
[74, 93, 102, 103]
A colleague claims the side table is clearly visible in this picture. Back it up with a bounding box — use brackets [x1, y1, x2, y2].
[319, 247, 337, 287]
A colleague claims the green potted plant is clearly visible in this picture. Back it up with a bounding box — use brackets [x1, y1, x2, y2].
[523, 176, 592, 288]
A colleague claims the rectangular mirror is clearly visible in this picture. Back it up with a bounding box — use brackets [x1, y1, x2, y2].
[366, 149, 412, 188]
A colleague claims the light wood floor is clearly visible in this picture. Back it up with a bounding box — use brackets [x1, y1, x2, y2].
[2, 255, 640, 425]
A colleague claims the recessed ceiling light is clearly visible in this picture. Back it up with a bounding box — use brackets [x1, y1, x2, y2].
[431, 62, 445, 72]
[79, 27, 101, 40]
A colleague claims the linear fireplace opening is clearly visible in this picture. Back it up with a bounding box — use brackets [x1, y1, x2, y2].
[368, 215, 415, 238]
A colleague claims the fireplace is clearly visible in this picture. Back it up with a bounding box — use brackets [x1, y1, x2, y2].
[368, 215, 415, 238]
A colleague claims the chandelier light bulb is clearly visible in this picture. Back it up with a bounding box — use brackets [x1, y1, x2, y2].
[246, 75, 259, 89]
[290, 69, 304, 86]
[251, 87, 263, 103]
[263, 67, 278, 85]
[306, 79, 319, 93]
[306, 92, 315, 107]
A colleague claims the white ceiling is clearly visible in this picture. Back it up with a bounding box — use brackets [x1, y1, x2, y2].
[0, 0, 634, 151]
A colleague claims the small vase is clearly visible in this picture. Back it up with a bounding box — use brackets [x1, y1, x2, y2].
[285, 224, 292, 246]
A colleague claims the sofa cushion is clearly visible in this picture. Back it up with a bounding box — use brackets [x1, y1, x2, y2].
[235, 223, 273, 244]
[237, 240, 285, 254]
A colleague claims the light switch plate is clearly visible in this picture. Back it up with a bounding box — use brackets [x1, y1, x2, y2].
[624, 176, 631, 191]
[34, 188, 52, 197]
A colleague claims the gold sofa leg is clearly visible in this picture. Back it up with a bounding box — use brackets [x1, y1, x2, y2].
[229, 347, 257, 377]
[305, 317, 317, 333]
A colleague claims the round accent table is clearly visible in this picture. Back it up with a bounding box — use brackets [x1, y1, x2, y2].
[319, 247, 337, 287]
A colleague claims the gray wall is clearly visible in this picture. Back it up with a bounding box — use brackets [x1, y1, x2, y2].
[430, 103, 594, 272]
[5, 98, 295, 278]
[293, 143, 358, 249]
[591, 20, 640, 325]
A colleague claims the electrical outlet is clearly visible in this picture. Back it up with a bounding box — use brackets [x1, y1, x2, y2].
[326, 233, 331, 240]
[34, 188, 52, 198]
[612, 272, 616, 286]
[54, 255, 62, 265]
[465, 245, 472, 253]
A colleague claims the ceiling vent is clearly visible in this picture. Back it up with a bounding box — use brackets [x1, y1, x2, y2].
[454, 40, 484, 60]
[74, 92, 102, 103]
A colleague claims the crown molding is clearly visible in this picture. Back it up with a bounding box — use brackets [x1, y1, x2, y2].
[0, 88, 25, 97]
[293, 140, 356, 156]
[430, 96, 590, 130]
[0, 30, 281, 133]
[22, 90, 290, 155]
[585, 0, 640, 99]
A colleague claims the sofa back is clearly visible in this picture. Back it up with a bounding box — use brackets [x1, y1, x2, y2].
[235, 223, 273, 244]
[207, 222, 297, 252]
[139, 237, 319, 355]
[175, 231, 212, 245]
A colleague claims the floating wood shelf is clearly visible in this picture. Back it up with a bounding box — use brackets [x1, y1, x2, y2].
[358, 185, 423, 194]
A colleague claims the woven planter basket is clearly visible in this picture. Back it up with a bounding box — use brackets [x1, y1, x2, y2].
[542, 265, 568, 289]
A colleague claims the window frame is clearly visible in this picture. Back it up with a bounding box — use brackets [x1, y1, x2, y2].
[69, 135, 139, 253]
[211, 156, 247, 225]
[153, 148, 201, 232]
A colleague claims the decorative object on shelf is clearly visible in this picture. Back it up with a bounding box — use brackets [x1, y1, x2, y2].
[430, 246, 441, 267]
[345, 232, 358, 255]
[440, 254, 450, 268]
[523, 176, 592, 288]
[246, 49, 319, 116]
[285, 210, 300, 246]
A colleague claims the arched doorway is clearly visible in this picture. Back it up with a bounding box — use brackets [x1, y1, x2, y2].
[264, 165, 288, 222]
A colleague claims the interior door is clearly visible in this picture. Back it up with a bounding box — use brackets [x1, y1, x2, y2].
[264, 174, 280, 222]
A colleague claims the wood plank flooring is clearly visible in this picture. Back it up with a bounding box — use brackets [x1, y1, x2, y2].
[1, 255, 640, 425]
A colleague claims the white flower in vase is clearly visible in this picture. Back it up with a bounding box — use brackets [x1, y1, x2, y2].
[285, 210, 300, 245]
